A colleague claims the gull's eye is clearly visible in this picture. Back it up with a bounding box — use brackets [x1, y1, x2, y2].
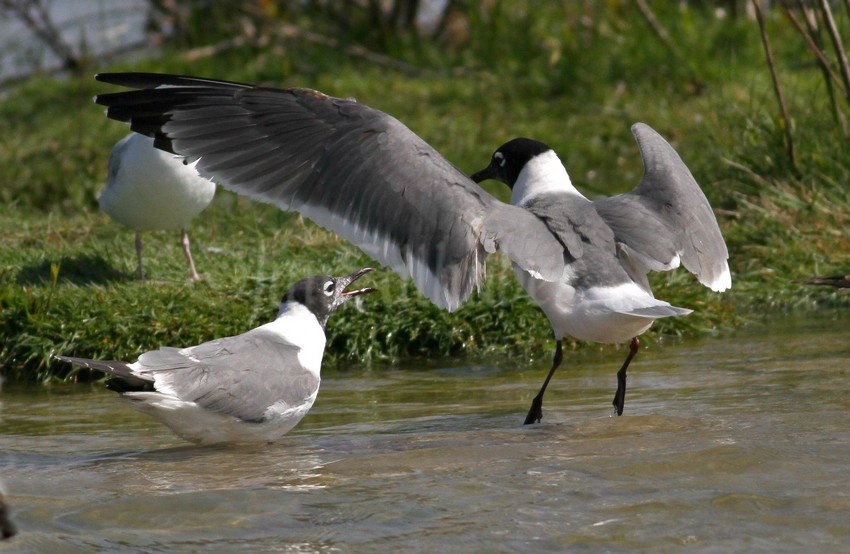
[323, 280, 335, 296]
[494, 151, 506, 167]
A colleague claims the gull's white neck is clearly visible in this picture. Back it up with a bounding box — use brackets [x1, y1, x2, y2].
[510, 150, 586, 206]
[261, 301, 326, 377]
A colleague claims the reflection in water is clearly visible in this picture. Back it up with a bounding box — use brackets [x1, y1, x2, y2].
[1, 312, 849, 551]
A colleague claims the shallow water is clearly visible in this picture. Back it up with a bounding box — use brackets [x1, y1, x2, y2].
[2, 312, 849, 552]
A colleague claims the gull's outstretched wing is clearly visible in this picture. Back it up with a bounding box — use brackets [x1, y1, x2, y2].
[95, 73, 565, 310]
[594, 122, 731, 292]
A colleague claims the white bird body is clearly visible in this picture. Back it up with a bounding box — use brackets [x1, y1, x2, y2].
[99, 133, 216, 280]
[99, 133, 216, 230]
[123, 388, 321, 445]
[514, 269, 684, 344]
[509, 147, 696, 345]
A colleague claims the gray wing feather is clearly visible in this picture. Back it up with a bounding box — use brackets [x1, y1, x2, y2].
[95, 74, 564, 310]
[483, 203, 569, 280]
[594, 123, 730, 292]
[135, 330, 319, 423]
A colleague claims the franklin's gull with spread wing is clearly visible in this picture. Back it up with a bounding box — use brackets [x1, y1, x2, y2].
[471, 136, 730, 422]
[93, 73, 730, 423]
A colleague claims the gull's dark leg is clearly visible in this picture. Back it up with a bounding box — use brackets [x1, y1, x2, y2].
[612, 337, 640, 416]
[524, 340, 563, 425]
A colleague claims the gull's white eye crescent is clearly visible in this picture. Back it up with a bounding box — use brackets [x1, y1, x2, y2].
[494, 151, 506, 167]
[323, 280, 335, 296]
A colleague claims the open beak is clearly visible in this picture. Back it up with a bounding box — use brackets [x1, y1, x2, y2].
[337, 267, 377, 299]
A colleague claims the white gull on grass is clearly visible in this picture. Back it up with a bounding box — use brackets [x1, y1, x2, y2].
[99, 132, 216, 281]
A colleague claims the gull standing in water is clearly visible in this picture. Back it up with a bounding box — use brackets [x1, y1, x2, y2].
[56, 268, 375, 444]
[471, 132, 730, 422]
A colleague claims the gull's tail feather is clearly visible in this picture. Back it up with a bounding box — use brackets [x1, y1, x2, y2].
[54, 355, 153, 391]
[628, 304, 693, 318]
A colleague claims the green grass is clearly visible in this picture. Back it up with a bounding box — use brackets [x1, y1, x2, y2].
[2, 4, 849, 382]
[0, 198, 558, 381]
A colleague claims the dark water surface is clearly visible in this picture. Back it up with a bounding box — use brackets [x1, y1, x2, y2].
[2, 312, 849, 552]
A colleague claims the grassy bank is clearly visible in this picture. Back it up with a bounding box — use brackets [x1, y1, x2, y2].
[2, 4, 848, 382]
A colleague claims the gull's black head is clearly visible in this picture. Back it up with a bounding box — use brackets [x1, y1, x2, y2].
[470, 138, 552, 188]
[282, 268, 376, 328]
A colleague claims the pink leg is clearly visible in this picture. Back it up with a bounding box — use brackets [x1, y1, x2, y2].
[134, 231, 146, 280]
[181, 228, 202, 281]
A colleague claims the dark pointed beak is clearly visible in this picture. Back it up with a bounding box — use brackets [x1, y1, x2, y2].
[470, 163, 498, 184]
[337, 267, 377, 300]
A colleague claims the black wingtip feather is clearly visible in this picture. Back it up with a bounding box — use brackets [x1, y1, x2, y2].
[152, 134, 178, 155]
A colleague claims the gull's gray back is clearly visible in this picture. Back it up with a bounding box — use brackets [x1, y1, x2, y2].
[522, 194, 633, 288]
[137, 329, 319, 423]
